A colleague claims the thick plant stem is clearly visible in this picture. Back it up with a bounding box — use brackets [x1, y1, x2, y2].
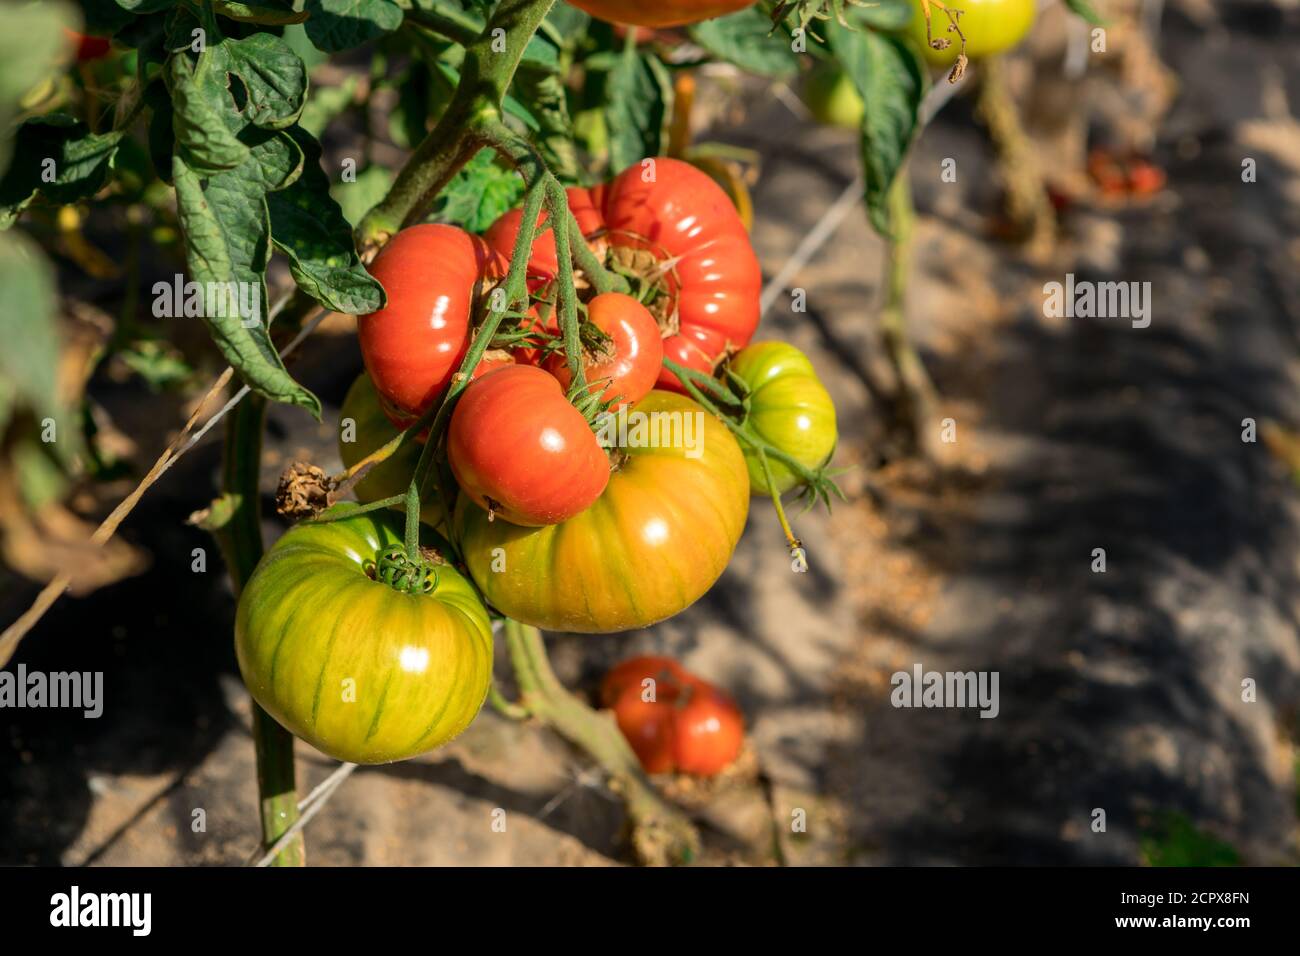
[216, 394, 305, 866]
[357, 0, 558, 247]
[503, 620, 701, 866]
[879, 168, 938, 455]
[976, 55, 1055, 261]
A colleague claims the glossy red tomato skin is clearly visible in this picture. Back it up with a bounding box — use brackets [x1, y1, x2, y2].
[544, 292, 663, 409]
[484, 185, 604, 284]
[374, 351, 517, 433]
[358, 224, 505, 422]
[601, 656, 744, 776]
[567, 0, 757, 28]
[448, 364, 610, 526]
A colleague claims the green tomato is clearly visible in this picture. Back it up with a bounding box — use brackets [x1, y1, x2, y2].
[905, 0, 1036, 65]
[235, 505, 492, 764]
[729, 342, 838, 495]
[338, 373, 443, 527]
[802, 63, 863, 129]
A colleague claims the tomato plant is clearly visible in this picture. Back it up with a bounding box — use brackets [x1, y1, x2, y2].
[600, 656, 745, 775]
[905, 0, 1037, 65]
[448, 364, 611, 526]
[454, 390, 750, 632]
[729, 341, 838, 495]
[566, 0, 758, 28]
[358, 224, 506, 424]
[235, 505, 493, 764]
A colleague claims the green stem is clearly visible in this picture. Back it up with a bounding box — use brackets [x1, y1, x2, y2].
[215, 394, 304, 867]
[503, 620, 700, 865]
[547, 178, 586, 389]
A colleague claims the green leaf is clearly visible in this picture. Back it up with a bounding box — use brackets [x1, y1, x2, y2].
[268, 126, 385, 315]
[1063, 0, 1107, 25]
[80, 0, 138, 35]
[172, 130, 320, 416]
[0, 118, 124, 229]
[689, 8, 801, 79]
[431, 148, 525, 233]
[116, 0, 179, 12]
[213, 0, 311, 25]
[167, 53, 250, 174]
[304, 0, 403, 53]
[605, 46, 671, 172]
[212, 32, 309, 130]
[848, 0, 914, 31]
[0, 231, 60, 434]
[828, 22, 926, 236]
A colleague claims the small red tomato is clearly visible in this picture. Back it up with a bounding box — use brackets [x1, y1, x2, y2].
[358, 224, 506, 423]
[1126, 160, 1166, 197]
[448, 364, 610, 526]
[543, 292, 663, 410]
[600, 656, 744, 777]
[64, 29, 111, 63]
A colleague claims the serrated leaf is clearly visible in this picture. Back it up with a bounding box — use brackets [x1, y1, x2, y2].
[605, 46, 670, 172]
[268, 126, 385, 315]
[431, 149, 524, 233]
[0, 118, 124, 228]
[689, 8, 801, 79]
[167, 53, 250, 173]
[304, 0, 403, 53]
[828, 22, 926, 236]
[213, 32, 308, 130]
[172, 130, 320, 416]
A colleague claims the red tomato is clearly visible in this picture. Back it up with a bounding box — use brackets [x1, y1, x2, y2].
[448, 364, 610, 526]
[484, 158, 760, 395]
[600, 656, 744, 776]
[64, 29, 111, 62]
[1126, 160, 1166, 197]
[358, 224, 505, 422]
[543, 292, 663, 409]
[377, 350, 516, 434]
[567, 0, 757, 28]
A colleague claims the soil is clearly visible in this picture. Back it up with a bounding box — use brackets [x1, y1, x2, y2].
[2, 0, 1299, 866]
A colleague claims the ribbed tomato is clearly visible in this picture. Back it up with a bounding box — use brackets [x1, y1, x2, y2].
[235, 506, 493, 764]
[600, 656, 745, 776]
[453, 390, 749, 633]
[483, 158, 761, 394]
[566, 0, 757, 28]
[448, 364, 610, 526]
[729, 341, 838, 494]
[905, 0, 1035, 65]
[358, 224, 505, 423]
[543, 292, 663, 410]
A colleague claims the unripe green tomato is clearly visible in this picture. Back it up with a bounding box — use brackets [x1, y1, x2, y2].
[338, 373, 443, 527]
[235, 505, 493, 764]
[905, 0, 1036, 65]
[729, 342, 837, 495]
[802, 63, 863, 129]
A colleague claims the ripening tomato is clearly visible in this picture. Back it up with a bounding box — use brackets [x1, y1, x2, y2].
[802, 62, 864, 129]
[483, 158, 761, 395]
[454, 390, 750, 633]
[236, 505, 493, 764]
[358, 224, 505, 423]
[64, 28, 111, 62]
[543, 292, 663, 410]
[729, 342, 838, 495]
[566, 0, 757, 28]
[448, 364, 610, 526]
[904, 0, 1036, 65]
[337, 373, 444, 527]
[600, 656, 744, 776]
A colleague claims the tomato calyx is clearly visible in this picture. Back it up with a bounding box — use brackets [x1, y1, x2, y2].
[364, 545, 443, 595]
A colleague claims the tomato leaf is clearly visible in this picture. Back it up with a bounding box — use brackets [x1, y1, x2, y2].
[303, 0, 403, 53]
[209, 32, 309, 131]
[115, 0, 180, 12]
[605, 45, 671, 173]
[689, 8, 801, 79]
[268, 126, 385, 315]
[212, 1, 311, 25]
[0, 231, 60, 435]
[431, 148, 525, 233]
[167, 53, 251, 174]
[0, 118, 124, 229]
[828, 22, 926, 236]
[172, 130, 321, 417]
